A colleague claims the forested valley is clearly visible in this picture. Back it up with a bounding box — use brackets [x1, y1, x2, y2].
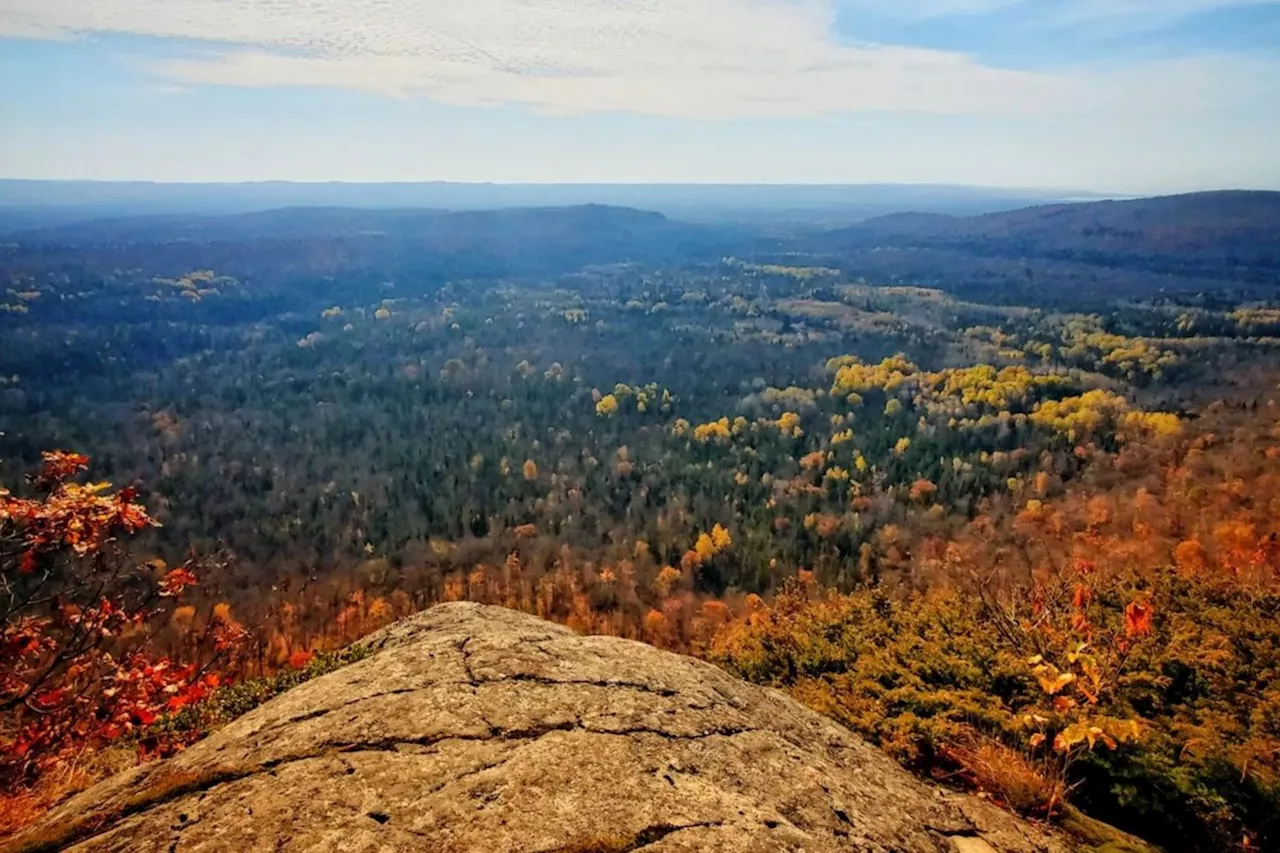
[3, 192, 1280, 851]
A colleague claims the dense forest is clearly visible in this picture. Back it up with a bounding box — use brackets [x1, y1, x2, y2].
[2, 192, 1280, 851]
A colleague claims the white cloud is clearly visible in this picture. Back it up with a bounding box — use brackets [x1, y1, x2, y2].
[0, 0, 1275, 119]
[836, 0, 1019, 19]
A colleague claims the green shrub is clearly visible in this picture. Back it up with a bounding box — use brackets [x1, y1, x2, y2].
[146, 646, 372, 744]
[710, 570, 1280, 850]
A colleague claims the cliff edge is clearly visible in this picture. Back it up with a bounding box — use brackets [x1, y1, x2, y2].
[6, 603, 1076, 853]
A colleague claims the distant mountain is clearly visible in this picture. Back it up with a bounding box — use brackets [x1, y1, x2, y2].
[794, 191, 1280, 303]
[12, 203, 670, 244]
[0, 180, 1100, 230]
[6, 190, 1276, 308]
[2, 204, 736, 282]
[841, 191, 1280, 256]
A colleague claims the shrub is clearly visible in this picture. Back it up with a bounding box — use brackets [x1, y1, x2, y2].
[0, 452, 228, 789]
[147, 645, 371, 747]
[710, 567, 1280, 850]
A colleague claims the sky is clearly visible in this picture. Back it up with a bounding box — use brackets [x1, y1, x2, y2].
[0, 0, 1278, 192]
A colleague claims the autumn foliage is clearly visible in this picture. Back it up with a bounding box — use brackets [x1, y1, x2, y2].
[0, 452, 231, 791]
[4, 401, 1280, 850]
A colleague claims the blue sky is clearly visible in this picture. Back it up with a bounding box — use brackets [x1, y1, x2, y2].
[1, 0, 1277, 192]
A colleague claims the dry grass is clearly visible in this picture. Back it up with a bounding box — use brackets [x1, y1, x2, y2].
[0, 746, 136, 840]
[941, 734, 1065, 817]
[0, 791, 55, 841]
[0, 765, 249, 853]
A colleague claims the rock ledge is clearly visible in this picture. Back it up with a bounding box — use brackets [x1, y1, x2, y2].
[7, 603, 1073, 852]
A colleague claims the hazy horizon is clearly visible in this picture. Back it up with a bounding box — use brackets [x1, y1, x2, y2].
[0, 179, 1123, 230]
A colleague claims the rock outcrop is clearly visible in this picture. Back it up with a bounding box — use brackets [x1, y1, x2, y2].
[7, 603, 1075, 853]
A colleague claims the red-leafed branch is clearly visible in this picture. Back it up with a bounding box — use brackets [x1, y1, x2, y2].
[0, 451, 231, 789]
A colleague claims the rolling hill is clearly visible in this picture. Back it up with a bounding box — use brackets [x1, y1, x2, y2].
[852, 191, 1280, 255]
[797, 191, 1280, 304]
[3, 204, 737, 282]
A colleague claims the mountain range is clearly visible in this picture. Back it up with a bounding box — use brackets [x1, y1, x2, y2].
[3, 188, 1277, 305]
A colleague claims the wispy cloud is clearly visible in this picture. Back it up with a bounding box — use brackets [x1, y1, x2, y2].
[0, 0, 1275, 119]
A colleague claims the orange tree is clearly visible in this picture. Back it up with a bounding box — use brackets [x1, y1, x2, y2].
[0, 451, 226, 789]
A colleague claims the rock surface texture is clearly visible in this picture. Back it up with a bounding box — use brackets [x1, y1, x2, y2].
[7, 603, 1074, 853]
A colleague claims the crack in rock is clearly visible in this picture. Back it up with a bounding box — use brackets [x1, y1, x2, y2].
[536, 821, 728, 853]
[475, 672, 681, 698]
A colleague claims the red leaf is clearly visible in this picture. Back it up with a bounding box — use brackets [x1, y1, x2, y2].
[159, 567, 198, 596]
[32, 689, 64, 710]
[1125, 600, 1154, 638]
[288, 650, 315, 670]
